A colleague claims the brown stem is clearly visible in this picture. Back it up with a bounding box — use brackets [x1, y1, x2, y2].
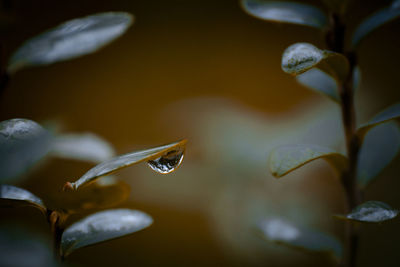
[326, 13, 362, 267]
[48, 210, 65, 261]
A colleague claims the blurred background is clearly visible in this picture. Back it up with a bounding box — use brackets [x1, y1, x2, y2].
[1, 0, 400, 266]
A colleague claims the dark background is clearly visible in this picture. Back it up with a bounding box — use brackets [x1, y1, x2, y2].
[1, 0, 400, 266]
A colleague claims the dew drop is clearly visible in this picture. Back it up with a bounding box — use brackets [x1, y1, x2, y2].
[147, 147, 185, 174]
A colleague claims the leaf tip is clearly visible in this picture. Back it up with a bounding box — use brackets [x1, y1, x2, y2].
[62, 182, 75, 192]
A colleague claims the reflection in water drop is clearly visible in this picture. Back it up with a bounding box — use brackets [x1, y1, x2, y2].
[147, 147, 185, 174]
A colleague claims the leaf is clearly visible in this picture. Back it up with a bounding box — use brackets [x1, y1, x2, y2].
[335, 201, 398, 223]
[0, 184, 46, 213]
[269, 144, 348, 178]
[240, 0, 328, 29]
[352, 66, 362, 92]
[281, 43, 349, 81]
[50, 176, 130, 212]
[64, 139, 187, 190]
[357, 102, 400, 139]
[61, 209, 153, 257]
[0, 118, 53, 182]
[259, 217, 342, 260]
[357, 121, 400, 188]
[51, 133, 115, 163]
[352, 0, 400, 48]
[296, 68, 339, 102]
[7, 12, 133, 73]
[0, 227, 57, 267]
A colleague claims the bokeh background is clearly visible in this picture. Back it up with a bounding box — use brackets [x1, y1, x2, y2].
[1, 0, 400, 266]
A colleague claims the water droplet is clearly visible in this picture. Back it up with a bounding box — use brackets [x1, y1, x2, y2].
[147, 147, 185, 174]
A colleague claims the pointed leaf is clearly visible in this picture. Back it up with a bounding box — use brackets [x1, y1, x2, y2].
[0, 118, 53, 182]
[0, 184, 46, 213]
[61, 209, 153, 257]
[296, 68, 339, 102]
[281, 43, 349, 81]
[352, 0, 400, 48]
[51, 133, 115, 163]
[64, 139, 187, 190]
[357, 121, 400, 188]
[259, 217, 342, 260]
[240, 0, 328, 29]
[357, 103, 400, 138]
[269, 144, 348, 177]
[335, 201, 398, 223]
[8, 12, 133, 73]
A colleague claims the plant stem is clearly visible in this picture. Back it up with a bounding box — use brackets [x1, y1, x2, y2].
[48, 210, 64, 261]
[327, 13, 362, 267]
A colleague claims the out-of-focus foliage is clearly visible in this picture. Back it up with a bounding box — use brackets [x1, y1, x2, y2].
[258, 217, 342, 260]
[240, 0, 328, 29]
[269, 144, 347, 178]
[0, 184, 46, 213]
[61, 209, 153, 257]
[352, 0, 400, 48]
[7, 12, 133, 73]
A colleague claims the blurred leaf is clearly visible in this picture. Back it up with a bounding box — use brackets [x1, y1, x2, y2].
[0, 184, 46, 213]
[240, 0, 328, 29]
[281, 43, 349, 81]
[352, 0, 400, 48]
[51, 133, 115, 163]
[269, 144, 348, 178]
[357, 102, 400, 138]
[335, 201, 398, 223]
[259, 217, 342, 260]
[7, 12, 133, 73]
[352, 66, 361, 92]
[0, 118, 53, 182]
[61, 209, 153, 257]
[50, 176, 130, 212]
[296, 68, 339, 102]
[0, 227, 56, 267]
[357, 121, 400, 188]
[64, 139, 187, 190]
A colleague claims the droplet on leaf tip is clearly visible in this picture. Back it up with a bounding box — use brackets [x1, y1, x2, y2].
[147, 147, 185, 174]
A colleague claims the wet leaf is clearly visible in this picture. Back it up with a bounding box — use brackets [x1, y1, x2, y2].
[259, 217, 342, 260]
[0, 118, 53, 182]
[0, 227, 56, 267]
[64, 139, 187, 190]
[335, 201, 398, 223]
[269, 144, 348, 177]
[352, 0, 400, 48]
[50, 176, 130, 212]
[61, 209, 153, 257]
[281, 43, 349, 81]
[51, 133, 115, 163]
[8, 12, 133, 73]
[240, 0, 328, 29]
[357, 121, 400, 188]
[357, 103, 400, 138]
[0, 184, 46, 213]
[296, 68, 339, 102]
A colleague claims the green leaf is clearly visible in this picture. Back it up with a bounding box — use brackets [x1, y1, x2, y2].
[0, 118, 53, 182]
[51, 133, 115, 163]
[281, 43, 349, 81]
[296, 68, 339, 102]
[61, 209, 153, 257]
[357, 121, 400, 188]
[352, 0, 400, 48]
[0, 184, 46, 213]
[240, 0, 328, 29]
[335, 201, 398, 223]
[357, 103, 400, 139]
[269, 144, 348, 178]
[259, 217, 342, 260]
[64, 139, 187, 190]
[7, 12, 133, 73]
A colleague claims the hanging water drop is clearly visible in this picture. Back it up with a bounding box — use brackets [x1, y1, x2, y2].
[147, 146, 185, 174]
